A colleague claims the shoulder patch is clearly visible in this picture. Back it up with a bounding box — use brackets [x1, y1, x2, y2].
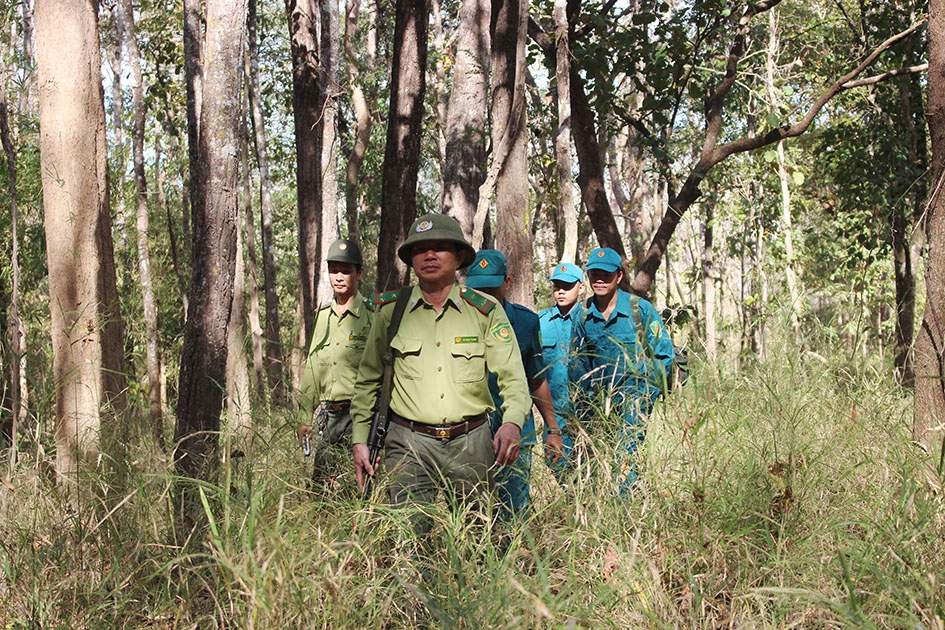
[461, 287, 496, 315]
[317, 301, 332, 311]
[362, 296, 376, 312]
[373, 290, 401, 308]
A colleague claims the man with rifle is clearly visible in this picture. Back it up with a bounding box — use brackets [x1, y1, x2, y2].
[296, 239, 373, 489]
[351, 213, 530, 534]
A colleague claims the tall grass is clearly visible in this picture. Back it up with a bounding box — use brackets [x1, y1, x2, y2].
[1, 341, 942, 628]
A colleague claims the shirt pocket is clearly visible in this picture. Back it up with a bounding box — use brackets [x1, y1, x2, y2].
[450, 341, 486, 383]
[391, 335, 423, 380]
[344, 334, 367, 370]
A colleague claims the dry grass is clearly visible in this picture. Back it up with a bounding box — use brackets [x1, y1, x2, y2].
[1, 341, 943, 628]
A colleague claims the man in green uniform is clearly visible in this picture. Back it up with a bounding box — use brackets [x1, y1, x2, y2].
[297, 239, 373, 486]
[351, 214, 531, 532]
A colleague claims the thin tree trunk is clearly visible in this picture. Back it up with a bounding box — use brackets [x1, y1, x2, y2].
[0, 85, 23, 479]
[702, 201, 717, 360]
[36, 0, 127, 481]
[376, 0, 428, 291]
[765, 10, 801, 343]
[343, 0, 377, 240]
[175, 0, 247, 481]
[552, 0, 577, 264]
[240, 110, 266, 398]
[227, 184, 253, 446]
[118, 0, 164, 448]
[247, 0, 286, 401]
[528, 17, 630, 287]
[183, 0, 203, 254]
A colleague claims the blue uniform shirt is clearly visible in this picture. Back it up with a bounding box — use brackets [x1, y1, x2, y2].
[568, 289, 674, 419]
[489, 300, 545, 445]
[538, 304, 582, 418]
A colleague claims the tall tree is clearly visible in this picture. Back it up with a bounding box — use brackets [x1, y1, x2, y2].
[915, 0, 945, 469]
[247, 0, 286, 400]
[375, 0, 428, 290]
[117, 0, 164, 446]
[286, 0, 324, 344]
[628, 4, 925, 297]
[488, 0, 533, 307]
[317, 0, 341, 304]
[343, 0, 378, 240]
[35, 0, 127, 479]
[552, 0, 577, 264]
[441, 0, 490, 243]
[174, 0, 248, 480]
[0, 78, 23, 472]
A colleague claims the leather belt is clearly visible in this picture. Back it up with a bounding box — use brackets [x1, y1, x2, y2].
[390, 412, 488, 440]
[325, 400, 351, 412]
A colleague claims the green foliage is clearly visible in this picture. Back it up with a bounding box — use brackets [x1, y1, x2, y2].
[2, 339, 943, 626]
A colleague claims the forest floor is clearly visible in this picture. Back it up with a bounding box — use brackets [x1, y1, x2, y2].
[1, 340, 943, 628]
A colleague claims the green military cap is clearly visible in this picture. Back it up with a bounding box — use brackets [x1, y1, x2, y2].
[397, 213, 476, 269]
[326, 239, 363, 266]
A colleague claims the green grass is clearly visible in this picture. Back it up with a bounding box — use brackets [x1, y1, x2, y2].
[1, 344, 943, 628]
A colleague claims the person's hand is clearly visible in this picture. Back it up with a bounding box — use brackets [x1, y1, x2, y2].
[353, 443, 376, 490]
[296, 424, 311, 442]
[544, 431, 564, 463]
[493, 423, 521, 466]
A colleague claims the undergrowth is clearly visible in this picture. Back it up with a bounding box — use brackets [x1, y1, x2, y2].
[1, 339, 942, 628]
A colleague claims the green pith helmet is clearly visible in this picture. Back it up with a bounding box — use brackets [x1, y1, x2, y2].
[397, 213, 476, 269]
[326, 238, 363, 266]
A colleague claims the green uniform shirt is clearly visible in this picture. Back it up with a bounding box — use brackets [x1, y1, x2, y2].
[298, 292, 374, 419]
[351, 284, 531, 445]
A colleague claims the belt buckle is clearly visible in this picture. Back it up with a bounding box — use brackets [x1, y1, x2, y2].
[435, 427, 450, 439]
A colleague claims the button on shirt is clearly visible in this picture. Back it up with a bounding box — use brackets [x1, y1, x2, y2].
[538, 304, 581, 417]
[298, 293, 373, 418]
[351, 284, 531, 445]
[488, 300, 546, 446]
[569, 290, 674, 404]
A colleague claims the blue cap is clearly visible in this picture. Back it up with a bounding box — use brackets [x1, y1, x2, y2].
[585, 247, 623, 273]
[549, 262, 583, 283]
[465, 249, 508, 289]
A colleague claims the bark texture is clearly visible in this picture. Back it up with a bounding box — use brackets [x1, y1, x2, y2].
[376, 0, 428, 291]
[914, 0, 945, 467]
[175, 0, 247, 480]
[286, 0, 324, 343]
[35, 0, 127, 479]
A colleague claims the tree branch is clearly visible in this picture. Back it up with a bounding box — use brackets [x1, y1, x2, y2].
[841, 63, 928, 90]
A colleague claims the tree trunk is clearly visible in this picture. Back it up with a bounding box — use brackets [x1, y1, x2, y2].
[914, 0, 945, 468]
[528, 16, 630, 286]
[118, 0, 164, 448]
[552, 0, 577, 265]
[175, 0, 247, 480]
[343, 0, 377, 240]
[240, 111, 266, 398]
[317, 0, 341, 303]
[247, 0, 286, 401]
[183, 0, 202, 261]
[0, 86, 24, 476]
[894, 55, 926, 389]
[35, 0, 127, 480]
[490, 0, 532, 307]
[702, 201, 717, 360]
[286, 0, 324, 344]
[441, 0, 490, 242]
[226, 188, 253, 445]
[376, 0, 428, 291]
